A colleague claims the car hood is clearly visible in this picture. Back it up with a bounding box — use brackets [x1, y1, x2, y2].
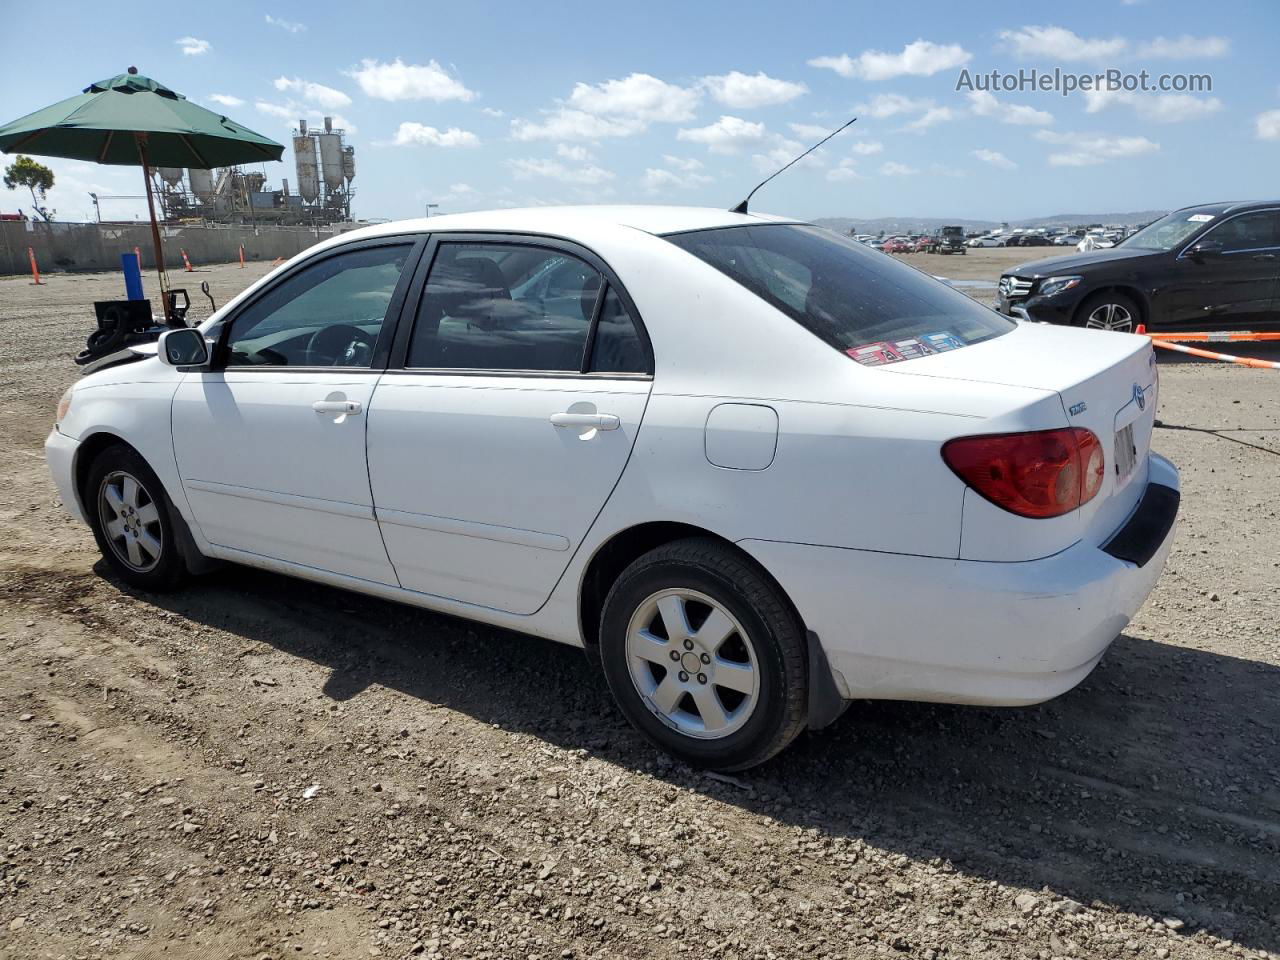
[1009, 246, 1161, 277]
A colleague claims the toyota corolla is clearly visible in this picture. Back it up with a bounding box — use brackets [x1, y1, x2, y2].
[46, 206, 1180, 770]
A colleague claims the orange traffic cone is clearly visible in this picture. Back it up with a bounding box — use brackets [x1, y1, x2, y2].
[28, 247, 44, 285]
[239, 244, 245, 268]
[180, 248, 194, 272]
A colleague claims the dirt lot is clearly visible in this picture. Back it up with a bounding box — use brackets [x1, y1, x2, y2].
[0, 253, 1277, 960]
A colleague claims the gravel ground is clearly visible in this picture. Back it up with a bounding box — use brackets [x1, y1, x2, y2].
[0, 253, 1277, 960]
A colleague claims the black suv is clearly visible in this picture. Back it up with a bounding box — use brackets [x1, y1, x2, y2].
[996, 201, 1280, 332]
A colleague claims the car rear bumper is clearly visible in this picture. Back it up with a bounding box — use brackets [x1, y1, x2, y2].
[739, 453, 1179, 707]
[46, 428, 86, 524]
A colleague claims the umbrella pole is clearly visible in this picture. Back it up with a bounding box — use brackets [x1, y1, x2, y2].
[134, 134, 174, 326]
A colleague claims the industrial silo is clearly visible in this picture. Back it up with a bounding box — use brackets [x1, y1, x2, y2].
[318, 117, 343, 192]
[158, 167, 184, 187]
[342, 146, 355, 184]
[188, 168, 214, 200]
[293, 126, 320, 203]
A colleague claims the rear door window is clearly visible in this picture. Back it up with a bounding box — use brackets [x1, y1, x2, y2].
[407, 242, 601, 372]
[667, 224, 1013, 366]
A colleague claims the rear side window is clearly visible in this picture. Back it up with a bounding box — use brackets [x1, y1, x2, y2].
[588, 287, 647, 373]
[667, 224, 1013, 366]
[408, 242, 601, 372]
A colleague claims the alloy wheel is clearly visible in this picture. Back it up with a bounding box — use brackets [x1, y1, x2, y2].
[97, 470, 163, 572]
[1084, 302, 1134, 332]
[625, 588, 760, 739]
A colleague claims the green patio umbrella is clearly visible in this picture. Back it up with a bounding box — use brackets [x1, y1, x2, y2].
[0, 67, 284, 323]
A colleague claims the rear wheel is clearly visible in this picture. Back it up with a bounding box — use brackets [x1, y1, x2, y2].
[1075, 291, 1139, 333]
[86, 444, 188, 591]
[599, 538, 807, 771]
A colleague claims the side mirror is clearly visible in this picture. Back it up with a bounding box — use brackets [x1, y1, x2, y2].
[158, 327, 210, 368]
[1188, 239, 1223, 260]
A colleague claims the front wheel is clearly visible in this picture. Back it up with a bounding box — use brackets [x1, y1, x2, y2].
[599, 539, 807, 771]
[1075, 291, 1139, 333]
[86, 444, 189, 591]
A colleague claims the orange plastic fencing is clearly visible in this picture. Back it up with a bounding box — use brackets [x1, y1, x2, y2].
[1147, 331, 1280, 343]
[1149, 339, 1280, 369]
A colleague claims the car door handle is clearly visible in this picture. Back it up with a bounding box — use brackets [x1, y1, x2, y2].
[549, 412, 620, 430]
[312, 400, 362, 415]
[1252, 253, 1277, 261]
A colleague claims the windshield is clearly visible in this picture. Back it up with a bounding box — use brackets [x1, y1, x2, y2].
[1123, 210, 1215, 250]
[666, 224, 1013, 366]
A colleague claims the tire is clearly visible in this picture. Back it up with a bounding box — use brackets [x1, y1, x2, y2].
[1074, 291, 1140, 333]
[599, 538, 807, 771]
[85, 444, 189, 591]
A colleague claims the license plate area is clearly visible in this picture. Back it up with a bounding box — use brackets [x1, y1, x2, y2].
[1114, 423, 1137, 484]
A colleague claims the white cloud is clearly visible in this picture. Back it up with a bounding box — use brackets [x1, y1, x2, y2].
[641, 160, 713, 192]
[1083, 89, 1222, 123]
[1257, 110, 1280, 141]
[904, 107, 955, 131]
[207, 94, 245, 108]
[826, 158, 863, 181]
[880, 161, 917, 176]
[701, 71, 807, 109]
[854, 93, 934, 118]
[509, 157, 615, 185]
[481, 107, 505, 118]
[677, 115, 771, 153]
[511, 109, 643, 141]
[274, 77, 352, 109]
[388, 123, 479, 147]
[967, 91, 1053, 125]
[751, 139, 820, 174]
[972, 148, 1017, 170]
[808, 40, 971, 81]
[662, 155, 704, 172]
[1000, 25, 1126, 61]
[511, 73, 698, 142]
[1137, 35, 1229, 58]
[1035, 130, 1160, 165]
[349, 58, 476, 102]
[850, 140, 884, 155]
[567, 73, 700, 123]
[264, 14, 305, 33]
[788, 122, 831, 139]
[176, 36, 210, 56]
[555, 143, 593, 162]
[256, 101, 358, 134]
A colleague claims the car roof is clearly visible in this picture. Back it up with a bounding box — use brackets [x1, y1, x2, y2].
[336, 205, 801, 244]
[1171, 200, 1280, 217]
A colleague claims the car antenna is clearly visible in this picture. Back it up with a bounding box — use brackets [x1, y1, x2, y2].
[729, 117, 857, 215]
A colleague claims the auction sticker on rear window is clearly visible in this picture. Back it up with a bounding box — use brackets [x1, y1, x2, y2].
[1187, 214, 1214, 222]
[846, 341, 906, 366]
[845, 332, 970, 366]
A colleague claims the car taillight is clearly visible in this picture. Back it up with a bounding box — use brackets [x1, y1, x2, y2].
[942, 427, 1105, 519]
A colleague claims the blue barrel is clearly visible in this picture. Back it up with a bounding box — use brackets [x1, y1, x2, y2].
[121, 252, 144, 301]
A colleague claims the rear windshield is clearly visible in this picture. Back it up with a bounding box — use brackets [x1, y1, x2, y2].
[666, 224, 1013, 366]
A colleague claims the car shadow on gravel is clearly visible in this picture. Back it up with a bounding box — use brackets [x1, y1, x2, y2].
[131, 562, 1280, 954]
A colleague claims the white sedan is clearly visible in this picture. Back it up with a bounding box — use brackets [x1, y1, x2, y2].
[46, 206, 1179, 770]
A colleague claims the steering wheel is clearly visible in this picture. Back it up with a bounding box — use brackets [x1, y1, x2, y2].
[305, 324, 375, 366]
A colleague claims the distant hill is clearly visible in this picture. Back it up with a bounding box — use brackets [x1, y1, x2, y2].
[814, 210, 1169, 235]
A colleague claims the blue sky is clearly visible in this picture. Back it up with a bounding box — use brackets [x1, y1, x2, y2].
[2, 0, 1278, 223]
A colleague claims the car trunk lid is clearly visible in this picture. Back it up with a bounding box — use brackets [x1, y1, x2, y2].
[884, 322, 1158, 550]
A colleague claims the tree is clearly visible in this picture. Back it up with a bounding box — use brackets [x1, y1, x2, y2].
[3, 155, 55, 221]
